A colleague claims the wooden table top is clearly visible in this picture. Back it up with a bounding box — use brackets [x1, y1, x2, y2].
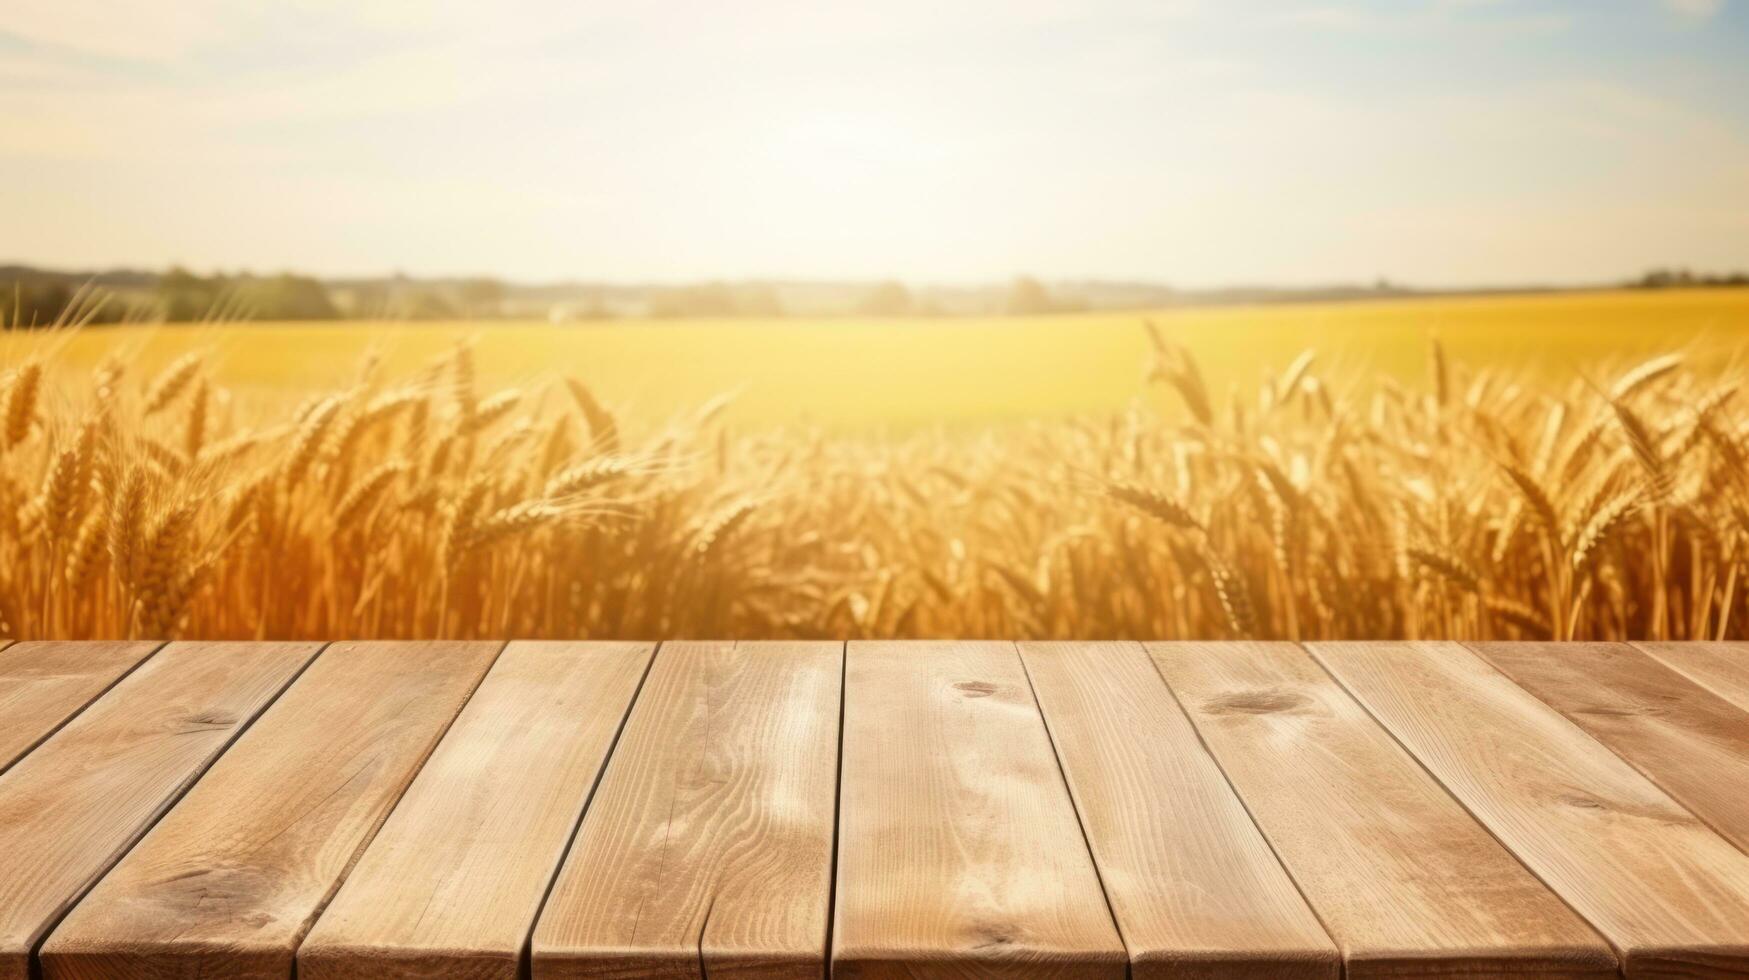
[3, 639, 1749, 980]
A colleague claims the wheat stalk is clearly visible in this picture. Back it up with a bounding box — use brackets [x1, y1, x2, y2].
[0, 323, 1743, 643]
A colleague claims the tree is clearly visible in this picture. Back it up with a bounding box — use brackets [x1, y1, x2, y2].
[459, 278, 506, 317]
[652, 282, 733, 317]
[859, 280, 913, 316]
[400, 289, 460, 320]
[7, 282, 72, 326]
[734, 283, 783, 317]
[157, 266, 224, 321]
[240, 274, 340, 320]
[344, 281, 392, 319]
[1004, 275, 1056, 315]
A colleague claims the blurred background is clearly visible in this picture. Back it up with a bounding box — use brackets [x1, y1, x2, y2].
[2, 1, 1747, 642]
[4, 0, 1747, 424]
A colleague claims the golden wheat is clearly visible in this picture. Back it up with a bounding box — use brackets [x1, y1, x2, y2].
[1, 324, 1745, 641]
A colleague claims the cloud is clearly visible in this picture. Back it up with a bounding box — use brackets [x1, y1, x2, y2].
[2, 0, 1746, 282]
[1664, 0, 1724, 19]
[1268, 2, 1571, 36]
[0, 0, 228, 61]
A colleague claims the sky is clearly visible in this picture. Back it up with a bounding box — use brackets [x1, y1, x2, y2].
[1, 0, 1746, 287]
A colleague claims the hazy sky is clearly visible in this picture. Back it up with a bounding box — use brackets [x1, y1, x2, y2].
[3, 0, 1746, 285]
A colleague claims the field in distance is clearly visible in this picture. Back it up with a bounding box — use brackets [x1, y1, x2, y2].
[15, 287, 1748, 429]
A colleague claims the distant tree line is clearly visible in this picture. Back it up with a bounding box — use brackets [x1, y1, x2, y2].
[1632, 268, 1749, 289]
[341, 276, 506, 320]
[647, 282, 784, 317]
[159, 268, 341, 321]
[6, 280, 137, 326]
[854, 277, 1084, 317]
[4, 267, 515, 326]
[7, 265, 1113, 327]
[14, 261, 1749, 328]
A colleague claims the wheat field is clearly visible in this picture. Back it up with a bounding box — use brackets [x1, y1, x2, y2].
[22, 288, 1748, 428]
[1, 297, 1747, 642]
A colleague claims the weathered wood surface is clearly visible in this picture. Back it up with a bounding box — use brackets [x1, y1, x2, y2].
[0, 640, 160, 773]
[1471, 641, 1749, 853]
[1019, 642, 1336, 980]
[532, 641, 842, 980]
[0, 641, 321, 980]
[5, 641, 1749, 980]
[1153, 641, 1612, 980]
[834, 641, 1125, 980]
[1633, 641, 1749, 712]
[302, 641, 655, 980]
[1312, 640, 1749, 979]
[41, 640, 503, 980]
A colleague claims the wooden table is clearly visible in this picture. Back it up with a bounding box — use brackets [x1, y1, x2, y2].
[3, 639, 1749, 980]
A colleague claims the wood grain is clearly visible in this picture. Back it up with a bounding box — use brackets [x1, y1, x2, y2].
[1019, 642, 1337, 980]
[0, 640, 322, 980]
[0, 640, 162, 773]
[1149, 641, 1614, 980]
[1632, 642, 1749, 712]
[40, 640, 504, 980]
[299, 641, 656, 980]
[833, 641, 1125, 980]
[1470, 641, 1749, 854]
[531, 641, 842, 980]
[1311, 640, 1749, 979]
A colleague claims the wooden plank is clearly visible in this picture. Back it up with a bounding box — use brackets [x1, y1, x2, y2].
[1019, 642, 1337, 980]
[833, 640, 1125, 980]
[1471, 641, 1749, 854]
[531, 641, 842, 980]
[0, 640, 162, 773]
[1310, 640, 1749, 979]
[1149, 641, 1613, 980]
[1632, 641, 1749, 712]
[299, 641, 656, 980]
[40, 640, 504, 980]
[0, 640, 323, 980]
